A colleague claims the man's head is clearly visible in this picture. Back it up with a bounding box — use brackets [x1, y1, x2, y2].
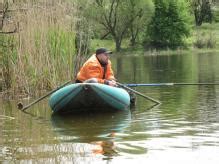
[96, 48, 112, 65]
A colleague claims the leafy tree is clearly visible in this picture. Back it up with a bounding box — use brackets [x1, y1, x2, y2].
[188, 0, 214, 26]
[128, 0, 154, 46]
[74, 0, 93, 77]
[92, 0, 152, 51]
[147, 0, 191, 49]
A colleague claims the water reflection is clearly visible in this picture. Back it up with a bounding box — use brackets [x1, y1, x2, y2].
[50, 111, 131, 160]
[51, 111, 131, 142]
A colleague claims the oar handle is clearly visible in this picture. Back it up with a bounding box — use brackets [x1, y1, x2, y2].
[116, 82, 161, 105]
[21, 80, 71, 111]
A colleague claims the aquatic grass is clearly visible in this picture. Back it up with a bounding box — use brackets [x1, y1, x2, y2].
[1, 1, 76, 98]
[1, 35, 16, 94]
[47, 29, 75, 78]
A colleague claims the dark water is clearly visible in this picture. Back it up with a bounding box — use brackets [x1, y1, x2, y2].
[1, 52, 219, 163]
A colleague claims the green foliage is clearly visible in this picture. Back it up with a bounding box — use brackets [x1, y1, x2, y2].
[0, 35, 17, 91]
[74, 0, 94, 55]
[147, 0, 192, 49]
[188, 0, 214, 26]
[128, 0, 154, 46]
[47, 29, 75, 58]
[213, 7, 219, 22]
[192, 23, 219, 49]
[194, 31, 217, 49]
[91, 0, 154, 51]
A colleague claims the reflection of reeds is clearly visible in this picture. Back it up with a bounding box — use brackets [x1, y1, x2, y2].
[1, 1, 91, 98]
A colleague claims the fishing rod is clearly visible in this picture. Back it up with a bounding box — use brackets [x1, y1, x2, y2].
[126, 83, 219, 87]
[116, 82, 161, 105]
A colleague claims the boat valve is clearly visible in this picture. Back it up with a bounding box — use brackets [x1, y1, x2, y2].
[83, 85, 90, 90]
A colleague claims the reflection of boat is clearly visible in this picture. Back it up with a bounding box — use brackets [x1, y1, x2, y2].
[49, 83, 130, 114]
[51, 111, 131, 142]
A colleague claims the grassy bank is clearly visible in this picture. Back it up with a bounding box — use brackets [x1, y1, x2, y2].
[191, 23, 219, 49]
[91, 22, 219, 55]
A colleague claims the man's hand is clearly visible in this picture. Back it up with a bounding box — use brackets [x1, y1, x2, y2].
[107, 80, 117, 87]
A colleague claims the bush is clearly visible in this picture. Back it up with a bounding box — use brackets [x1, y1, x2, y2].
[194, 32, 217, 49]
[193, 32, 206, 48]
[146, 0, 191, 49]
[206, 33, 217, 48]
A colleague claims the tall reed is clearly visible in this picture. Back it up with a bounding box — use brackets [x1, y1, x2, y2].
[1, 0, 79, 98]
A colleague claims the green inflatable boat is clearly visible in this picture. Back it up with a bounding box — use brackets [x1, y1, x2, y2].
[49, 83, 130, 114]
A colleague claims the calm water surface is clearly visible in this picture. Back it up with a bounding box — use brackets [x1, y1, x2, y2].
[1, 52, 219, 163]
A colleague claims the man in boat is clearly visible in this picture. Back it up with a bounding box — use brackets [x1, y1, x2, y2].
[75, 48, 117, 86]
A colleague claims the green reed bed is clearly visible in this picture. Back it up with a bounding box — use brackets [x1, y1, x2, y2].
[1, 29, 75, 99]
[1, 1, 76, 99]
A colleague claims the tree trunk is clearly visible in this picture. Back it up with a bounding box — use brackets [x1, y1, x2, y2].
[194, 9, 203, 26]
[115, 38, 121, 51]
[130, 28, 139, 46]
[194, 0, 213, 26]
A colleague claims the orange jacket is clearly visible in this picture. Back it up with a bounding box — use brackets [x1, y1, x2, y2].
[76, 54, 115, 83]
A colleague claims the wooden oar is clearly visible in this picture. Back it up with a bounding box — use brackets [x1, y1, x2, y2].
[126, 83, 219, 87]
[17, 80, 71, 111]
[116, 82, 161, 105]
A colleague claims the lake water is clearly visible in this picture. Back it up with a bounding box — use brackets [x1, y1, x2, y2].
[1, 52, 219, 163]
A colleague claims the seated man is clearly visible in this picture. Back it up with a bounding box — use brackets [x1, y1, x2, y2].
[75, 48, 117, 86]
